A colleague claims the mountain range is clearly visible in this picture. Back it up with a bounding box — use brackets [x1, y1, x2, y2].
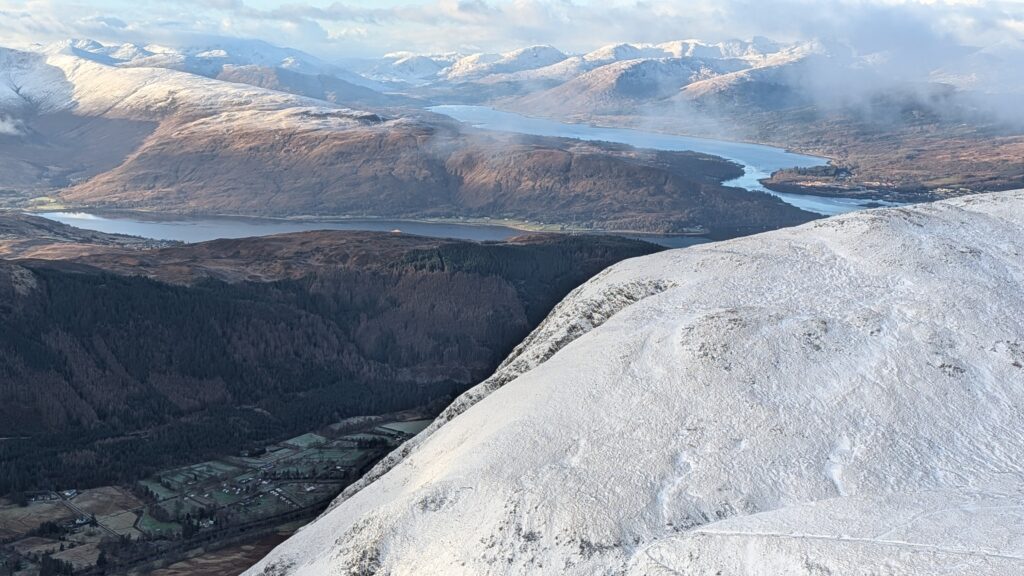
[0, 39, 818, 237]
[5, 34, 1022, 210]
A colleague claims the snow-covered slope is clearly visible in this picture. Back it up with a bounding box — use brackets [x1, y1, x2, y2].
[513, 56, 747, 113]
[0, 48, 75, 113]
[381, 55, 444, 82]
[36, 37, 384, 90]
[247, 190, 1024, 576]
[584, 38, 784, 65]
[444, 45, 568, 80]
[0, 43, 359, 123]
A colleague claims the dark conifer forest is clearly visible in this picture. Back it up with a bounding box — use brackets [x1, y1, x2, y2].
[0, 231, 658, 494]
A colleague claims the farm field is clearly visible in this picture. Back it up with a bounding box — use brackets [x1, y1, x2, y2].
[0, 413, 432, 575]
[149, 532, 291, 576]
[70, 487, 143, 517]
[0, 499, 74, 541]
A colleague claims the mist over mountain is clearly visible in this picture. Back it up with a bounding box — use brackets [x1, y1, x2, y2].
[0, 39, 820, 237]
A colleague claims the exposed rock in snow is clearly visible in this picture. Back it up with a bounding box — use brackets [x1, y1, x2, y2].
[246, 191, 1024, 576]
[0, 48, 75, 113]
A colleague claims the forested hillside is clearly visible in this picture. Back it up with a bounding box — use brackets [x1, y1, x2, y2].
[0, 231, 658, 493]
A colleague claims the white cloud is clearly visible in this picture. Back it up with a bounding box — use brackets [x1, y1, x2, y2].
[0, 0, 1021, 61]
[0, 115, 23, 136]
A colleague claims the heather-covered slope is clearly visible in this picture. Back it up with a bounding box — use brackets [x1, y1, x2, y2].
[248, 191, 1024, 576]
[0, 212, 174, 259]
[61, 118, 810, 237]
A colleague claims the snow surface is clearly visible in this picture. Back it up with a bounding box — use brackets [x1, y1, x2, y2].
[584, 39, 784, 65]
[31, 37, 384, 90]
[246, 191, 1024, 576]
[444, 46, 568, 80]
[0, 44, 386, 133]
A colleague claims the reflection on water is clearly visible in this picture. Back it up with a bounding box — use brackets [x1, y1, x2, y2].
[36, 212, 703, 249]
[38, 212, 523, 243]
[429, 104, 896, 216]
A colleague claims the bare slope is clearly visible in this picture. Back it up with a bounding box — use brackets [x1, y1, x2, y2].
[61, 117, 809, 237]
[0, 212, 173, 259]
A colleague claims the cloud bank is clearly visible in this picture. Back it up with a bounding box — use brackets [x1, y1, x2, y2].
[1, 0, 1021, 62]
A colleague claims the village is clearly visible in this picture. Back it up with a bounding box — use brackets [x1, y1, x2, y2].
[0, 414, 432, 575]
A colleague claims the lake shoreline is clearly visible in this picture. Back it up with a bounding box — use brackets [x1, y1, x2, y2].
[29, 209, 715, 248]
[429, 104, 890, 216]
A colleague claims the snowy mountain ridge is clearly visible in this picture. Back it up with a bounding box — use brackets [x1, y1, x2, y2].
[355, 37, 795, 85]
[31, 37, 385, 90]
[247, 190, 1024, 576]
[0, 43, 387, 129]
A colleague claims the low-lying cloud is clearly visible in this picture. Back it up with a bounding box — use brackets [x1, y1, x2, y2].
[0, 115, 24, 136]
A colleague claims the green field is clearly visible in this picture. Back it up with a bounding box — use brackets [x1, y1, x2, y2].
[283, 433, 328, 449]
[311, 448, 368, 464]
[340, 432, 391, 443]
[156, 460, 244, 491]
[209, 488, 247, 507]
[272, 460, 324, 477]
[138, 511, 181, 537]
[231, 494, 293, 521]
[378, 420, 433, 435]
[160, 496, 208, 518]
[138, 479, 178, 501]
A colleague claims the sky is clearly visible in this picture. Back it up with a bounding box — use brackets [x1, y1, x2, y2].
[0, 0, 1022, 60]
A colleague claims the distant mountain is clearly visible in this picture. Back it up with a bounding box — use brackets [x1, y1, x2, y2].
[215, 65, 422, 108]
[361, 37, 787, 90]
[41, 37, 384, 90]
[362, 52, 460, 83]
[584, 37, 784, 64]
[246, 190, 1024, 576]
[507, 40, 819, 115]
[444, 46, 568, 81]
[2, 41, 816, 237]
[515, 56, 748, 114]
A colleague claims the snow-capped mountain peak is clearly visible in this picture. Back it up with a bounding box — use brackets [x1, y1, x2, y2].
[444, 45, 568, 80]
